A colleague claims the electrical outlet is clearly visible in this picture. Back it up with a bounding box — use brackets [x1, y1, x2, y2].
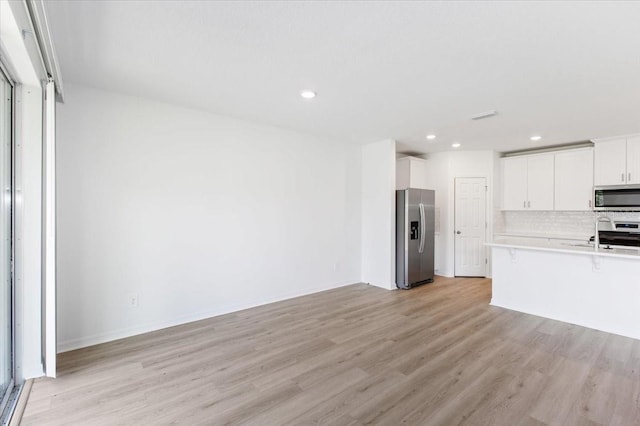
[127, 293, 139, 308]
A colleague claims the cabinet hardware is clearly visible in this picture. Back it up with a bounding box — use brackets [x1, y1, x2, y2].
[622, 173, 625, 182]
[523, 200, 526, 208]
[629, 172, 632, 182]
[588, 199, 592, 208]
[527, 200, 531, 208]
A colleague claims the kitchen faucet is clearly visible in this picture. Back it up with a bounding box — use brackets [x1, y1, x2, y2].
[595, 216, 614, 250]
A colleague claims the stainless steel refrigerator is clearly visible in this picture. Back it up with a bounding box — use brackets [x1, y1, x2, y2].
[396, 188, 435, 289]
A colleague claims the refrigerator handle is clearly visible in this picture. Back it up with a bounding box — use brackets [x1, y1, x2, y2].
[419, 203, 425, 254]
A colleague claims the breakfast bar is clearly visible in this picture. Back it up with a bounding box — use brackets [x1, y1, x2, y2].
[488, 238, 640, 340]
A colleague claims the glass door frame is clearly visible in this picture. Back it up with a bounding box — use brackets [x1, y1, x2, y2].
[0, 62, 15, 420]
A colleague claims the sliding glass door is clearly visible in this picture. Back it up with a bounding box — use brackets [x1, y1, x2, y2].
[0, 68, 13, 414]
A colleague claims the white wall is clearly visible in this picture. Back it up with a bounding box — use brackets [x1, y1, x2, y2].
[57, 84, 362, 351]
[423, 151, 495, 277]
[361, 139, 396, 290]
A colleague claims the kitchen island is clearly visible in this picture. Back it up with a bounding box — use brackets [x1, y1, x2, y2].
[488, 237, 640, 340]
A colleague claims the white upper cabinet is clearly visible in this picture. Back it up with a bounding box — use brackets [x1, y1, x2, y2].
[594, 137, 627, 185]
[396, 156, 428, 190]
[502, 157, 528, 210]
[594, 135, 640, 186]
[554, 148, 594, 211]
[501, 153, 554, 210]
[626, 135, 640, 185]
[502, 134, 640, 212]
[527, 154, 555, 210]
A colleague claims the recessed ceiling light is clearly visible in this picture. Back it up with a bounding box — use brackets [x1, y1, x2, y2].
[452, 143, 461, 148]
[426, 134, 436, 140]
[300, 90, 316, 99]
[530, 135, 542, 141]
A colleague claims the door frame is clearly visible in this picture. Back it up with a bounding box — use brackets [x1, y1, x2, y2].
[0, 62, 16, 420]
[454, 177, 488, 277]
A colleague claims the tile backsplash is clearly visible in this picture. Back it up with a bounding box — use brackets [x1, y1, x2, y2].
[495, 210, 640, 240]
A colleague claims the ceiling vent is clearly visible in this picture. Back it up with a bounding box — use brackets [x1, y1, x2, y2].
[471, 110, 498, 120]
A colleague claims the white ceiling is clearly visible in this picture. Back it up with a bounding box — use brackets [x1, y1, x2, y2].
[45, 1, 640, 154]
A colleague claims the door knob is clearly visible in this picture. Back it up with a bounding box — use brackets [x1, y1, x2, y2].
[456, 231, 461, 234]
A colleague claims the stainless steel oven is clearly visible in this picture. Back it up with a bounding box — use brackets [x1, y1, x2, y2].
[598, 221, 640, 248]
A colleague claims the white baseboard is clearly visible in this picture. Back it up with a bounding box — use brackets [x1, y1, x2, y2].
[57, 280, 358, 353]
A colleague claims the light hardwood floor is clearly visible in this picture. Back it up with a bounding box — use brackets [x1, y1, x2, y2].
[21, 276, 640, 425]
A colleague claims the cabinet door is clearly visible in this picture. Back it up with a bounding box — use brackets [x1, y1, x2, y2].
[554, 149, 593, 211]
[397, 158, 430, 190]
[502, 157, 528, 210]
[396, 158, 411, 190]
[408, 159, 429, 189]
[594, 138, 627, 185]
[626, 136, 640, 185]
[527, 154, 555, 210]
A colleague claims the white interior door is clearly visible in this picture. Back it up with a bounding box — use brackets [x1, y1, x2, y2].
[454, 177, 486, 277]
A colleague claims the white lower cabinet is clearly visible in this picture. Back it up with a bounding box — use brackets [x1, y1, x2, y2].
[490, 243, 640, 341]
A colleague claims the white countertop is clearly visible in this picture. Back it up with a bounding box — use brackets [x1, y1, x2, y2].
[487, 236, 640, 260]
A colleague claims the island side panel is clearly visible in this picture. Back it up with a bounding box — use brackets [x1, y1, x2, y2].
[490, 245, 640, 340]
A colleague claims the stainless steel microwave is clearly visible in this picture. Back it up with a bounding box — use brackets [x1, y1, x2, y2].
[594, 185, 640, 211]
